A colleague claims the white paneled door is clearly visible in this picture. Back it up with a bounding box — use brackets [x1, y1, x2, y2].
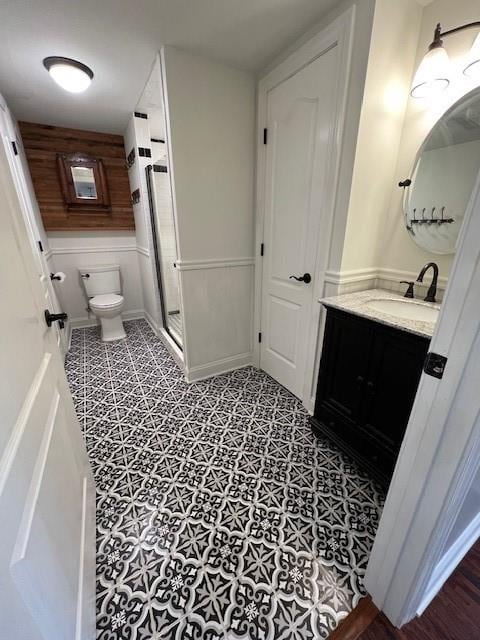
[260, 43, 338, 398]
[0, 96, 68, 356]
[0, 142, 95, 636]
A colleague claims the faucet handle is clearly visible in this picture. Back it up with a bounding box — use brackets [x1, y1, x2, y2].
[400, 281, 415, 298]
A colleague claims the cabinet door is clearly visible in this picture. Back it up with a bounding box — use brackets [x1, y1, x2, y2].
[315, 309, 373, 426]
[361, 326, 429, 453]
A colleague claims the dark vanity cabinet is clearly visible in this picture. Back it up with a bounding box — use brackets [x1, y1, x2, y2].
[311, 307, 429, 485]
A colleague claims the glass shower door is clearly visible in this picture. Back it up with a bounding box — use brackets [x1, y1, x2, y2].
[146, 163, 183, 348]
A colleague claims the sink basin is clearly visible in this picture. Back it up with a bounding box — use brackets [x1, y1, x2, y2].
[366, 298, 439, 323]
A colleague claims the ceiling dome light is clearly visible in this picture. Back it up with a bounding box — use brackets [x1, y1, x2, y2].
[43, 57, 93, 93]
[463, 32, 480, 81]
[411, 45, 451, 99]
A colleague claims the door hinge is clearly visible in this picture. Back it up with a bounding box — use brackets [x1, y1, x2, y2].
[258, 332, 262, 343]
[38, 240, 44, 252]
[423, 352, 447, 379]
[260, 243, 264, 256]
[263, 128, 268, 145]
[11, 140, 18, 155]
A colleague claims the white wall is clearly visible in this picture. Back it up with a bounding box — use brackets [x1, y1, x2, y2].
[162, 47, 255, 262]
[47, 232, 144, 328]
[339, 0, 422, 274]
[161, 46, 256, 379]
[377, 0, 480, 281]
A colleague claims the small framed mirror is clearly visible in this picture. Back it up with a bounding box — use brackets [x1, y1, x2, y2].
[403, 86, 480, 255]
[57, 152, 111, 211]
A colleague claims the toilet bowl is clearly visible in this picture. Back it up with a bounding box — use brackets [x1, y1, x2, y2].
[89, 293, 126, 342]
[79, 265, 126, 342]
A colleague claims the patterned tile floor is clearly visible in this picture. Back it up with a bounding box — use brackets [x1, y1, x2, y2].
[65, 319, 384, 639]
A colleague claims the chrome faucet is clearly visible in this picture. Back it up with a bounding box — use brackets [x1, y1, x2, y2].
[416, 262, 439, 303]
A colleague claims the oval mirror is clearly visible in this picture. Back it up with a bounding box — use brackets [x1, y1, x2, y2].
[404, 86, 480, 255]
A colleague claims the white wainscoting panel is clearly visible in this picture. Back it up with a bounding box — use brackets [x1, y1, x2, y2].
[178, 258, 254, 380]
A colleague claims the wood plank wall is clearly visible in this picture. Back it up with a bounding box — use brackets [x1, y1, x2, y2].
[19, 122, 135, 231]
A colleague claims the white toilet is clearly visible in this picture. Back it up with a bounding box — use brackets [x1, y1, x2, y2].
[79, 265, 126, 342]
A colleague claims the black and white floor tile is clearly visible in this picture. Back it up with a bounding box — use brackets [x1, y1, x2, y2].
[65, 319, 384, 639]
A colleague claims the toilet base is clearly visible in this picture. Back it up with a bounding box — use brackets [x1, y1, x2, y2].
[99, 315, 126, 342]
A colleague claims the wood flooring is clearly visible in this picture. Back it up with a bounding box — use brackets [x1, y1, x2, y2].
[354, 540, 480, 640]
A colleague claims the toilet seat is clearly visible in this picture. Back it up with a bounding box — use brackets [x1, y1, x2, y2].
[90, 293, 124, 309]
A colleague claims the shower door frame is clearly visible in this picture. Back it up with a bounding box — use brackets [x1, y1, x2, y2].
[145, 163, 182, 350]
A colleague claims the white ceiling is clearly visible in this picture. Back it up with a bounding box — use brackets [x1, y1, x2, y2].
[0, 0, 341, 135]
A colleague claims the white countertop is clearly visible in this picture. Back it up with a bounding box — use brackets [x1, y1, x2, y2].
[320, 289, 440, 338]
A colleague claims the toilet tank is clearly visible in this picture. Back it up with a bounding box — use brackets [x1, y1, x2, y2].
[79, 265, 121, 297]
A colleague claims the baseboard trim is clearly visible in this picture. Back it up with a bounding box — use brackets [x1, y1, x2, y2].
[69, 309, 144, 329]
[144, 310, 160, 334]
[417, 511, 480, 616]
[186, 352, 253, 382]
[328, 596, 379, 639]
[324, 268, 377, 285]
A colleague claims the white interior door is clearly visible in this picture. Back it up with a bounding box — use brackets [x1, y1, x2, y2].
[0, 96, 68, 355]
[260, 46, 338, 398]
[0, 140, 95, 637]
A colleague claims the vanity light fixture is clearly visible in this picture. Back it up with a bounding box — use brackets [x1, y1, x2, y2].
[411, 21, 480, 98]
[43, 56, 93, 93]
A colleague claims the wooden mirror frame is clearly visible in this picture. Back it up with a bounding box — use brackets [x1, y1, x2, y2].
[56, 152, 111, 211]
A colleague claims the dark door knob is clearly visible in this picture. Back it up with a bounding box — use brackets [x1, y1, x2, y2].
[44, 309, 68, 329]
[289, 273, 312, 284]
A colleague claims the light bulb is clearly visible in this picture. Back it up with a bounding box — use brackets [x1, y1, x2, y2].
[411, 46, 451, 98]
[43, 57, 93, 93]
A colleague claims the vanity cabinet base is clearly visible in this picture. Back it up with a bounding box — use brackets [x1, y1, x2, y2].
[310, 415, 393, 487]
[311, 307, 430, 487]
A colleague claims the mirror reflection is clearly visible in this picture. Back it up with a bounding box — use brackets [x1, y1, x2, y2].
[71, 165, 97, 199]
[405, 87, 480, 255]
